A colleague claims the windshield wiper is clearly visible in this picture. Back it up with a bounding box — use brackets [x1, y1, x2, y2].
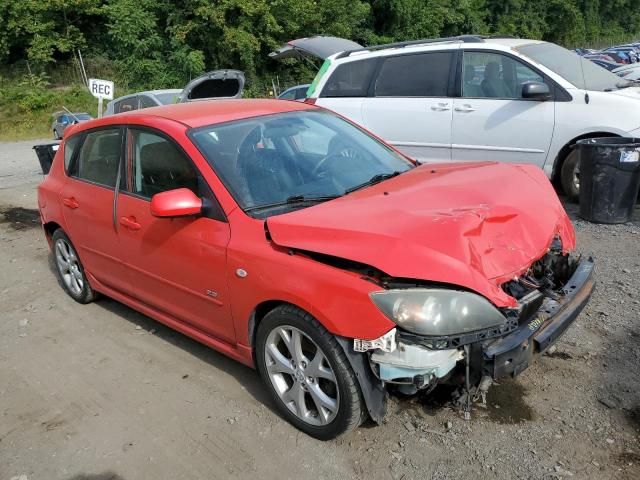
[345, 171, 403, 194]
[245, 194, 340, 213]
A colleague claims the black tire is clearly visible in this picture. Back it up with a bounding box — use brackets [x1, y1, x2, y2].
[255, 305, 365, 440]
[561, 149, 580, 202]
[51, 229, 97, 304]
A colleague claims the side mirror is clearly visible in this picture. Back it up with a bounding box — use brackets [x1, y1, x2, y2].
[150, 188, 202, 218]
[522, 81, 552, 101]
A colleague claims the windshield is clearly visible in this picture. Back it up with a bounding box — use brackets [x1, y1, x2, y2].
[190, 110, 414, 217]
[516, 42, 627, 91]
[75, 113, 92, 120]
[155, 92, 180, 105]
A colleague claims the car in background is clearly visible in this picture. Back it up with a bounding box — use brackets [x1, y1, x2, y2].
[604, 46, 639, 63]
[274, 35, 640, 201]
[589, 59, 621, 71]
[277, 84, 310, 101]
[105, 89, 182, 115]
[105, 70, 245, 116]
[584, 52, 622, 64]
[38, 99, 594, 439]
[614, 63, 640, 80]
[51, 111, 93, 139]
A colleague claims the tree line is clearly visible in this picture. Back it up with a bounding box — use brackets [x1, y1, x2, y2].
[1, 0, 639, 91]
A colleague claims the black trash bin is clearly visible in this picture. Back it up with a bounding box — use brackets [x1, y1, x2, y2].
[577, 137, 640, 224]
[33, 142, 60, 175]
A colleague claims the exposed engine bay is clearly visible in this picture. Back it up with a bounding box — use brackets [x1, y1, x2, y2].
[355, 246, 593, 419]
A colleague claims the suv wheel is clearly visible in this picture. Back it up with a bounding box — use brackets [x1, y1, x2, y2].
[255, 305, 365, 440]
[52, 229, 97, 304]
[561, 150, 580, 202]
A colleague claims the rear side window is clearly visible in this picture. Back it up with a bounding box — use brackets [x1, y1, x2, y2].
[74, 129, 122, 187]
[375, 52, 453, 97]
[139, 95, 157, 109]
[63, 134, 82, 172]
[128, 130, 199, 198]
[114, 97, 138, 113]
[320, 59, 377, 97]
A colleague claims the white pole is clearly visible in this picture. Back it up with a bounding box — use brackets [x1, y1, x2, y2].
[98, 97, 103, 118]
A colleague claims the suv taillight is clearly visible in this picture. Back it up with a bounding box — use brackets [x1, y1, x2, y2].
[304, 98, 316, 105]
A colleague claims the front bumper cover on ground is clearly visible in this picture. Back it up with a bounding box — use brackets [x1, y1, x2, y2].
[484, 258, 595, 379]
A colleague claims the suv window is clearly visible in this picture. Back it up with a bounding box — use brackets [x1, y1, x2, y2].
[128, 130, 199, 198]
[463, 51, 544, 99]
[74, 129, 122, 187]
[321, 58, 377, 97]
[115, 96, 138, 113]
[139, 95, 157, 109]
[375, 52, 453, 97]
[64, 134, 82, 172]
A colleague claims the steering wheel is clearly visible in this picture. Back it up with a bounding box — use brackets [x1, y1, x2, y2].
[311, 147, 363, 176]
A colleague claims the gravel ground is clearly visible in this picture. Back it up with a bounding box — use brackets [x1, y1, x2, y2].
[1, 139, 639, 480]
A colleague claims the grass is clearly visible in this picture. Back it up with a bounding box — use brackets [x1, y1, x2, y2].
[0, 81, 99, 142]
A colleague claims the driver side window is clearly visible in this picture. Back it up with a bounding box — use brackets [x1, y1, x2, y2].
[463, 51, 544, 99]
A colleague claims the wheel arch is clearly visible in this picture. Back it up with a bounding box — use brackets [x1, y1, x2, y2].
[552, 131, 621, 187]
[43, 220, 63, 240]
[247, 299, 387, 424]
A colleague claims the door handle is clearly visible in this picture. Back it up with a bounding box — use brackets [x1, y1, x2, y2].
[431, 103, 451, 111]
[119, 216, 141, 231]
[62, 197, 79, 209]
[454, 104, 476, 113]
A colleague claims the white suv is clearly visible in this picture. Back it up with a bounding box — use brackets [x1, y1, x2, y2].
[283, 35, 640, 199]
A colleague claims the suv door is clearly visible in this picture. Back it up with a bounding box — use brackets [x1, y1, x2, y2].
[361, 50, 456, 162]
[59, 128, 130, 292]
[116, 128, 235, 342]
[451, 50, 555, 165]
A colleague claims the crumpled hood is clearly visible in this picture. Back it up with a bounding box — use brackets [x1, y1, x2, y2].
[266, 162, 575, 308]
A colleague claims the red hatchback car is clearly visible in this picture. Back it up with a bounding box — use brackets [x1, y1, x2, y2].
[38, 99, 594, 439]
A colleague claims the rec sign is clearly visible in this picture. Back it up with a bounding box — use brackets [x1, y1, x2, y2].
[88, 78, 114, 100]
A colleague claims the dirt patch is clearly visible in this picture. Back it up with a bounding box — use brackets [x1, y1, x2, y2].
[0, 205, 40, 230]
[485, 379, 535, 424]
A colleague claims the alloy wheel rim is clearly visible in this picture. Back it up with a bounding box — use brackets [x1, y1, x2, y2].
[55, 238, 84, 295]
[573, 162, 580, 191]
[264, 325, 339, 426]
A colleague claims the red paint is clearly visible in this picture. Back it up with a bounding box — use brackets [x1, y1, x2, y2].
[38, 99, 577, 369]
[150, 188, 202, 217]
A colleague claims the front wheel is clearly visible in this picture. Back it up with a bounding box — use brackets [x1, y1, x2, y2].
[255, 305, 365, 440]
[53, 129, 60, 140]
[561, 149, 580, 202]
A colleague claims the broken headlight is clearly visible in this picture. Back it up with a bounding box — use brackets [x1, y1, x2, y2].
[369, 289, 507, 337]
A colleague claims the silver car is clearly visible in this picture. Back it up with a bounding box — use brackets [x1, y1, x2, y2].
[104, 89, 182, 116]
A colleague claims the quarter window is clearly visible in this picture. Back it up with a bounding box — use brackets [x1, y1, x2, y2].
[462, 52, 545, 99]
[128, 130, 199, 198]
[375, 52, 453, 97]
[74, 129, 122, 187]
[63, 134, 82, 173]
[320, 58, 377, 97]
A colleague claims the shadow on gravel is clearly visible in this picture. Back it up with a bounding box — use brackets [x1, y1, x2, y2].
[65, 474, 124, 480]
[95, 295, 276, 411]
[0, 205, 40, 230]
[485, 379, 535, 424]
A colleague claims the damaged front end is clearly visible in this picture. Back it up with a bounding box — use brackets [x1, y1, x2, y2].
[351, 243, 595, 420]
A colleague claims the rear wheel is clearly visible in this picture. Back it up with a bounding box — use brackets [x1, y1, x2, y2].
[255, 305, 365, 440]
[561, 149, 580, 202]
[52, 229, 97, 304]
